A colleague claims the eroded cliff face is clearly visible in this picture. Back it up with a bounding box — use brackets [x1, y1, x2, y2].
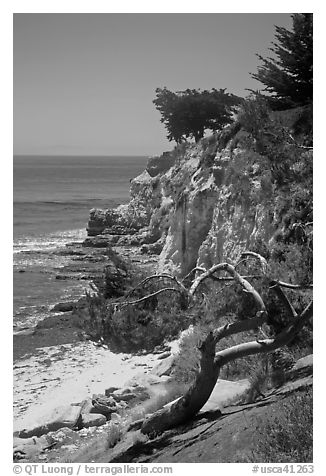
[87, 132, 294, 276]
[87, 169, 163, 238]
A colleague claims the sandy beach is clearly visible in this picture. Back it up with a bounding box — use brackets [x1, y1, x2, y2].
[14, 338, 178, 434]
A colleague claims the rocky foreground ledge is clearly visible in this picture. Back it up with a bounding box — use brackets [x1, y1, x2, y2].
[13, 354, 312, 463]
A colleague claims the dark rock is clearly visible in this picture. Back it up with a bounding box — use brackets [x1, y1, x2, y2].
[127, 418, 144, 432]
[51, 302, 75, 313]
[52, 249, 86, 257]
[104, 225, 138, 236]
[105, 387, 120, 396]
[36, 314, 72, 330]
[87, 208, 107, 236]
[140, 240, 164, 255]
[112, 390, 137, 403]
[120, 388, 133, 395]
[146, 153, 176, 177]
[82, 236, 112, 248]
[101, 234, 120, 245]
[90, 405, 117, 419]
[91, 395, 118, 419]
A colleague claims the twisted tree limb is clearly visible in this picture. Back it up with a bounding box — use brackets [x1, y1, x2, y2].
[103, 251, 312, 437]
[189, 262, 267, 316]
[139, 254, 312, 437]
[141, 301, 312, 436]
[216, 301, 312, 367]
[118, 288, 184, 308]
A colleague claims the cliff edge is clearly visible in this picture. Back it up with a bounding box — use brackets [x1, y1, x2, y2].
[87, 124, 312, 277]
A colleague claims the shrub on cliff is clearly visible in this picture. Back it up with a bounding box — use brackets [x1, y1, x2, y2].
[83, 277, 192, 353]
[153, 87, 241, 143]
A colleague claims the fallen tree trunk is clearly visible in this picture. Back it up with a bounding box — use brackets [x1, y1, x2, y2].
[141, 301, 312, 436]
[141, 332, 220, 436]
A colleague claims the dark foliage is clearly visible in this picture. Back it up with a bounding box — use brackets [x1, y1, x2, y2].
[153, 87, 241, 143]
[251, 13, 313, 110]
[83, 278, 192, 353]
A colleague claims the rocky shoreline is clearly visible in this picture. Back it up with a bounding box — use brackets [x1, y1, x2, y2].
[13, 221, 168, 460]
[14, 235, 159, 359]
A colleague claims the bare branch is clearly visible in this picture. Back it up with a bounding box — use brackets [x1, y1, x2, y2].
[269, 280, 313, 290]
[118, 287, 184, 308]
[210, 274, 263, 282]
[125, 273, 178, 297]
[181, 267, 206, 283]
[240, 251, 268, 274]
[141, 301, 313, 436]
[212, 311, 268, 344]
[287, 133, 313, 150]
[271, 285, 297, 318]
[189, 263, 267, 314]
[215, 301, 313, 368]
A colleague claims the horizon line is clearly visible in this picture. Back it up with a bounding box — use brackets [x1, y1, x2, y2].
[13, 153, 154, 158]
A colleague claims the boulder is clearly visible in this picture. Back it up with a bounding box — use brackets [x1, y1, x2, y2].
[92, 394, 116, 405]
[157, 351, 172, 360]
[74, 398, 93, 414]
[150, 355, 175, 377]
[140, 240, 164, 255]
[48, 427, 75, 444]
[91, 395, 118, 419]
[110, 413, 122, 422]
[152, 345, 171, 354]
[199, 379, 251, 414]
[105, 386, 120, 396]
[146, 153, 176, 177]
[82, 236, 112, 248]
[118, 387, 132, 395]
[18, 405, 82, 438]
[51, 301, 75, 313]
[81, 413, 106, 429]
[87, 208, 107, 236]
[111, 392, 137, 403]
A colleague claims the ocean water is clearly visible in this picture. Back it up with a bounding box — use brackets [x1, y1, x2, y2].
[13, 155, 148, 330]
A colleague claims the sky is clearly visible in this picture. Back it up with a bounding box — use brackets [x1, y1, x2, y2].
[13, 13, 293, 156]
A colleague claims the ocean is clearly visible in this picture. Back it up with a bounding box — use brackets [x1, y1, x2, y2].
[13, 155, 148, 331]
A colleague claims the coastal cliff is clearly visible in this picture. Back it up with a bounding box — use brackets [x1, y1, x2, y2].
[87, 126, 311, 277]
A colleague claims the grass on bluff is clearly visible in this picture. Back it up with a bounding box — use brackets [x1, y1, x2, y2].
[238, 387, 313, 463]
